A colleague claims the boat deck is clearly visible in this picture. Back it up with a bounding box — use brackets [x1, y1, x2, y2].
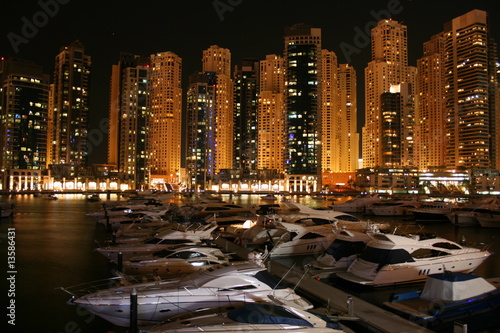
[214, 238, 434, 333]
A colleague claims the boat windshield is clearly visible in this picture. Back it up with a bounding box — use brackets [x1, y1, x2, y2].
[254, 270, 288, 289]
[227, 303, 343, 329]
[326, 239, 366, 261]
[359, 246, 415, 267]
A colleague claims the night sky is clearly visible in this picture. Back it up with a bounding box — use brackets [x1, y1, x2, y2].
[2, 0, 499, 164]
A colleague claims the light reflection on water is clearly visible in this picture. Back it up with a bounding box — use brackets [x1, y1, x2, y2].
[1, 193, 499, 332]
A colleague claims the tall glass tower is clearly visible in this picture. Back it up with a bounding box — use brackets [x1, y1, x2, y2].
[0, 58, 49, 172]
[443, 9, 499, 169]
[50, 40, 91, 166]
[284, 24, 322, 192]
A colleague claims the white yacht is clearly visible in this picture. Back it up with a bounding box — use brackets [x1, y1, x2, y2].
[447, 197, 498, 227]
[337, 232, 491, 287]
[409, 201, 460, 222]
[366, 199, 421, 216]
[95, 224, 217, 262]
[309, 229, 372, 270]
[267, 222, 337, 258]
[476, 209, 500, 228]
[329, 194, 383, 213]
[122, 245, 229, 277]
[280, 203, 389, 232]
[68, 261, 313, 327]
[142, 297, 345, 332]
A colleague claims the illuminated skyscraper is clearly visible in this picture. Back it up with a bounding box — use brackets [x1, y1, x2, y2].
[320, 52, 359, 173]
[186, 72, 216, 191]
[0, 58, 49, 172]
[379, 83, 415, 167]
[337, 64, 359, 172]
[416, 33, 446, 169]
[443, 9, 499, 169]
[233, 59, 259, 173]
[363, 20, 416, 168]
[320, 50, 338, 173]
[149, 51, 182, 188]
[49, 40, 91, 166]
[258, 54, 285, 172]
[186, 46, 233, 190]
[284, 24, 322, 192]
[108, 53, 151, 190]
[202, 45, 234, 173]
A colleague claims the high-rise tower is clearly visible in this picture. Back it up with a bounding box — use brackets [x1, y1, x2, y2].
[49, 40, 91, 166]
[186, 46, 233, 191]
[233, 59, 259, 173]
[443, 9, 499, 169]
[203, 45, 234, 174]
[149, 51, 182, 188]
[416, 33, 446, 169]
[284, 24, 322, 192]
[363, 20, 416, 168]
[108, 53, 151, 190]
[0, 58, 49, 172]
[258, 54, 285, 172]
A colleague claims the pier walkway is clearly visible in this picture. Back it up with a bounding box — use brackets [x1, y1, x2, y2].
[214, 237, 434, 333]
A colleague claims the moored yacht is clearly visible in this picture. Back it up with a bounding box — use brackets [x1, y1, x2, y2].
[142, 297, 345, 332]
[95, 224, 217, 262]
[337, 232, 491, 287]
[267, 222, 337, 258]
[329, 194, 382, 213]
[409, 201, 460, 222]
[67, 261, 313, 327]
[476, 209, 500, 228]
[384, 272, 500, 331]
[308, 229, 372, 271]
[122, 245, 229, 278]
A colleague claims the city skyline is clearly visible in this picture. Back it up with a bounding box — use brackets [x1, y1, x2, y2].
[2, 0, 500, 164]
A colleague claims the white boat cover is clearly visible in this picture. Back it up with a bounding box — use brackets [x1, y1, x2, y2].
[421, 272, 496, 302]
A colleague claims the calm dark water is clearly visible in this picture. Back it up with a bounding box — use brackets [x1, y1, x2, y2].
[1, 193, 500, 333]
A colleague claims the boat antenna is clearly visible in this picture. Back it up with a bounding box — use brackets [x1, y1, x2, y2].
[272, 263, 296, 291]
[292, 265, 310, 292]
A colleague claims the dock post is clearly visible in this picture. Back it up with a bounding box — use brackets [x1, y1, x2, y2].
[130, 287, 138, 333]
[347, 295, 354, 315]
[117, 251, 123, 272]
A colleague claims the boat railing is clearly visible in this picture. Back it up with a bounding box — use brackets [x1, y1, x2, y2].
[57, 273, 165, 298]
[57, 276, 129, 298]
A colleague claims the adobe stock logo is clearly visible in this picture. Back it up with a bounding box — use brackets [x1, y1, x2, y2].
[7, 0, 71, 54]
[213, 0, 243, 21]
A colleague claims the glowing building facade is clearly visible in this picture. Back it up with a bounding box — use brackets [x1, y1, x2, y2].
[258, 54, 285, 172]
[108, 53, 151, 190]
[149, 51, 182, 188]
[49, 40, 91, 167]
[443, 9, 499, 169]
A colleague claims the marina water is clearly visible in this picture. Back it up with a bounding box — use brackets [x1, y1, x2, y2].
[1, 193, 500, 332]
